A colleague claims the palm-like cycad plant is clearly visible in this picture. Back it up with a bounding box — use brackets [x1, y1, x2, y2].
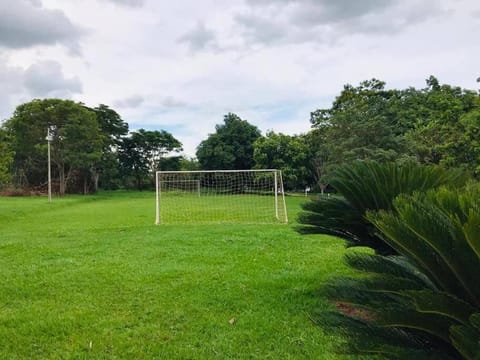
[298, 161, 465, 254]
[321, 184, 480, 359]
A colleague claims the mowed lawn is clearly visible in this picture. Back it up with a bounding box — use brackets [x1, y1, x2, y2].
[0, 191, 352, 359]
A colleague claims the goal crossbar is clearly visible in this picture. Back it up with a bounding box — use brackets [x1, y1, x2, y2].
[157, 169, 278, 174]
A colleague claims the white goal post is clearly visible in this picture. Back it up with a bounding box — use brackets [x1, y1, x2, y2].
[155, 169, 288, 224]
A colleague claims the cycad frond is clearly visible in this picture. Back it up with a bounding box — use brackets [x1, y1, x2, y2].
[345, 253, 436, 289]
[368, 210, 457, 293]
[402, 290, 475, 324]
[318, 311, 457, 359]
[470, 313, 480, 330]
[297, 161, 465, 254]
[371, 188, 480, 305]
[463, 209, 480, 260]
[450, 321, 480, 360]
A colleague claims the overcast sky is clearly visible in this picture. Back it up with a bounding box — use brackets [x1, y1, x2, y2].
[1, 0, 479, 156]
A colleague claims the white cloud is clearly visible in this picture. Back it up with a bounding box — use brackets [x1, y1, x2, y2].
[234, 0, 450, 47]
[100, 0, 145, 7]
[0, 0, 85, 54]
[0, 0, 478, 157]
[160, 96, 188, 108]
[178, 22, 218, 52]
[0, 58, 82, 120]
[24, 60, 82, 97]
[0, 59, 25, 120]
[114, 95, 144, 108]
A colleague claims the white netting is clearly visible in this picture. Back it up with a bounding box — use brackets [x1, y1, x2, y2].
[155, 170, 288, 224]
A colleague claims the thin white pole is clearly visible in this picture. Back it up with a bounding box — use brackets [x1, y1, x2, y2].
[274, 171, 279, 220]
[155, 172, 160, 225]
[279, 170, 288, 223]
[47, 140, 52, 203]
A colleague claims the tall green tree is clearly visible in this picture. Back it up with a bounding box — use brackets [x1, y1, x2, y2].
[90, 104, 129, 191]
[5, 99, 102, 194]
[253, 131, 312, 190]
[310, 79, 408, 163]
[119, 129, 182, 190]
[179, 157, 200, 171]
[405, 76, 480, 174]
[307, 79, 414, 191]
[304, 128, 335, 193]
[93, 104, 129, 145]
[307, 76, 480, 183]
[0, 128, 14, 188]
[196, 113, 261, 170]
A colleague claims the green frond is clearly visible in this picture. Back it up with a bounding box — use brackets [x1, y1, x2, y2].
[373, 308, 453, 343]
[464, 211, 480, 259]
[392, 193, 480, 304]
[297, 161, 465, 254]
[317, 311, 458, 359]
[331, 161, 465, 213]
[323, 278, 401, 310]
[368, 210, 458, 294]
[450, 323, 480, 360]
[402, 290, 475, 324]
[470, 313, 480, 331]
[345, 253, 436, 289]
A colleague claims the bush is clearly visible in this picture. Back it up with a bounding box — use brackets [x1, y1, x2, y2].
[317, 184, 480, 358]
[297, 161, 466, 254]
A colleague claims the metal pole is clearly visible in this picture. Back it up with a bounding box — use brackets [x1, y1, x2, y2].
[155, 171, 160, 225]
[47, 139, 52, 203]
[274, 171, 279, 220]
[279, 170, 288, 223]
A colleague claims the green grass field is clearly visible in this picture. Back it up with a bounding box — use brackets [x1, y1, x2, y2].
[0, 191, 352, 359]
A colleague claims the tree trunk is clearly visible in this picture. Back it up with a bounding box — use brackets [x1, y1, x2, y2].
[320, 183, 327, 195]
[83, 175, 88, 195]
[136, 175, 142, 191]
[58, 164, 65, 195]
[58, 165, 72, 195]
[92, 170, 99, 193]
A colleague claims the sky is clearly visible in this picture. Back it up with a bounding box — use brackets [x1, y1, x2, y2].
[0, 0, 479, 156]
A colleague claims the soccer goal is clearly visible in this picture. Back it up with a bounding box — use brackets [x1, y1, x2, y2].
[155, 169, 288, 224]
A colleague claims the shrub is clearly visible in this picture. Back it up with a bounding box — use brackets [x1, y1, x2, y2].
[297, 161, 466, 254]
[319, 184, 480, 359]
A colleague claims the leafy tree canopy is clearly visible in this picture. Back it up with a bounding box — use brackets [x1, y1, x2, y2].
[0, 128, 14, 188]
[310, 79, 408, 165]
[196, 113, 261, 170]
[5, 99, 102, 194]
[307, 76, 480, 190]
[405, 76, 480, 174]
[119, 129, 182, 190]
[254, 131, 312, 189]
[91, 104, 129, 147]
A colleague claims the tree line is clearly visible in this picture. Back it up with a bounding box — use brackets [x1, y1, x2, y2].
[197, 76, 480, 190]
[0, 76, 479, 194]
[0, 99, 183, 194]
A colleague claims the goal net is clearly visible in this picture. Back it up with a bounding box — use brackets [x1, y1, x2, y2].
[155, 169, 288, 224]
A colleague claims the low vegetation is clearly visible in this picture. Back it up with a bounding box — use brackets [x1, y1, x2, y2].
[298, 161, 480, 359]
[298, 161, 466, 254]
